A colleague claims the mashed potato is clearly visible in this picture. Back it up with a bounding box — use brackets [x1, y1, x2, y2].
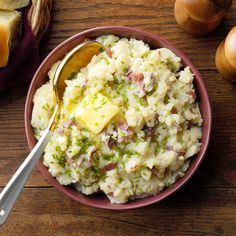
[31, 35, 203, 203]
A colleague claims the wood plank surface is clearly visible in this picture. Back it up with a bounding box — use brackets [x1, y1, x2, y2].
[1, 187, 236, 236]
[41, 0, 236, 70]
[0, 0, 236, 235]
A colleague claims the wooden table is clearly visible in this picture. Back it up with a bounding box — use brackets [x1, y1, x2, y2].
[1, 1, 236, 235]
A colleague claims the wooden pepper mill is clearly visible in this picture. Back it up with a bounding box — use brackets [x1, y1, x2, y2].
[215, 26, 236, 82]
[174, 0, 232, 35]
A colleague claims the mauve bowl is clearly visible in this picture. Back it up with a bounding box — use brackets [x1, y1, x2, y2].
[24, 26, 212, 210]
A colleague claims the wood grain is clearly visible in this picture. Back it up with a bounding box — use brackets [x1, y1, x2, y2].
[0, 0, 236, 235]
[1, 187, 236, 236]
[41, 0, 236, 70]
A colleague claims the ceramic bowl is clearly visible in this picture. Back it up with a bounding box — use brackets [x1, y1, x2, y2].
[25, 26, 212, 210]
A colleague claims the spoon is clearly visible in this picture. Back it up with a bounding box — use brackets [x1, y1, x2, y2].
[0, 41, 104, 225]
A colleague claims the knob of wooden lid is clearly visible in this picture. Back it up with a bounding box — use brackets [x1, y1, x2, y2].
[183, 0, 232, 21]
[215, 26, 236, 82]
[175, 0, 232, 35]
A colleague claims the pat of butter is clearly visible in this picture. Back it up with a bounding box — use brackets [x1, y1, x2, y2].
[77, 93, 119, 134]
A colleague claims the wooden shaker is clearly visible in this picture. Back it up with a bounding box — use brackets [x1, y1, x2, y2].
[174, 0, 232, 35]
[215, 26, 236, 82]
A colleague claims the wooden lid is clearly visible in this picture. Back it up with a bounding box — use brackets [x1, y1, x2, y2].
[182, 0, 232, 21]
[225, 26, 236, 69]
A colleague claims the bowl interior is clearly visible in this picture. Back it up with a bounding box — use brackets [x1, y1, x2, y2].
[25, 26, 211, 210]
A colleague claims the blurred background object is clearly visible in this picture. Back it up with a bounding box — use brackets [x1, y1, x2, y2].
[215, 26, 236, 82]
[0, 0, 52, 89]
[0, 10, 21, 68]
[28, 0, 52, 42]
[0, 0, 30, 10]
[174, 0, 232, 35]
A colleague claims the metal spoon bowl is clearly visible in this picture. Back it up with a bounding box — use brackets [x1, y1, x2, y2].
[0, 41, 103, 225]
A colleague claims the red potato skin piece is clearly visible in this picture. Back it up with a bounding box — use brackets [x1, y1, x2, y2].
[171, 107, 178, 114]
[101, 163, 117, 173]
[167, 145, 186, 158]
[127, 70, 144, 83]
[117, 121, 134, 143]
[126, 71, 146, 95]
[107, 192, 114, 197]
[58, 119, 76, 136]
[105, 47, 112, 58]
[187, 90, 196, 100]
[118, 121, 129, 131]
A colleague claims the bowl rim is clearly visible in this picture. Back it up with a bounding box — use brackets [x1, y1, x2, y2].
[25, 25, 212, 210]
